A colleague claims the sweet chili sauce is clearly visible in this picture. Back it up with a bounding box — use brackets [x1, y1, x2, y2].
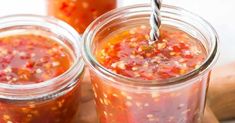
[48, 0, 117, 33]
[0, 35, 72, 84]
[96, 25, 206, 80]
[0, 34, 81, 123]
[92, 25, 207, 123]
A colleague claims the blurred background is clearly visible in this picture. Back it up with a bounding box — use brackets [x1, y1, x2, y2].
[0, 0, 234, 122]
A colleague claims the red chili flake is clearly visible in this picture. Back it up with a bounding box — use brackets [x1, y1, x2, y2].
[184, 54, 193, 59]
[91, 8, 96, 12]
[172, 46, 181, 52]
[25, 61, 35, 68]
[179, 43, 188, 49]
[171, 67, 181, 74]
[60, 2, 68, 11]
[0, 71, 6, 77]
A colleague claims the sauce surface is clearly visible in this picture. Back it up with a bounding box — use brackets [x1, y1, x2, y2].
[0, 34, 72, 84]
[96, 25, 206, 81]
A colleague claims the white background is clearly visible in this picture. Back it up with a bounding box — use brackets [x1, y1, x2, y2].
[0, 0, 234, 122]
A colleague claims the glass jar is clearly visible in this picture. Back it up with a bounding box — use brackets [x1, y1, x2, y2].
[47, 0, 117, 34]
[0, 15, 84, 123]
[82, 4, 219, 123]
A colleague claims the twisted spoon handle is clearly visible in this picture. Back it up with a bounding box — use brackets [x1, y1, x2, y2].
[149, 0, 162, 43]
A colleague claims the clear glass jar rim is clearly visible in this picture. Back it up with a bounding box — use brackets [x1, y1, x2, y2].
[0, 14, 85, 90]
[82, 4, 219, 87]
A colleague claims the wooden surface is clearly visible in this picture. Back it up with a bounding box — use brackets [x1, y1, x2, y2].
[203, 106, 220, 123]
[208, 62, 235, 120]
[78, 70, 98, 123]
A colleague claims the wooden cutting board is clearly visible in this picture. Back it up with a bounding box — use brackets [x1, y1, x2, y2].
[77, 70, 98, 123]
